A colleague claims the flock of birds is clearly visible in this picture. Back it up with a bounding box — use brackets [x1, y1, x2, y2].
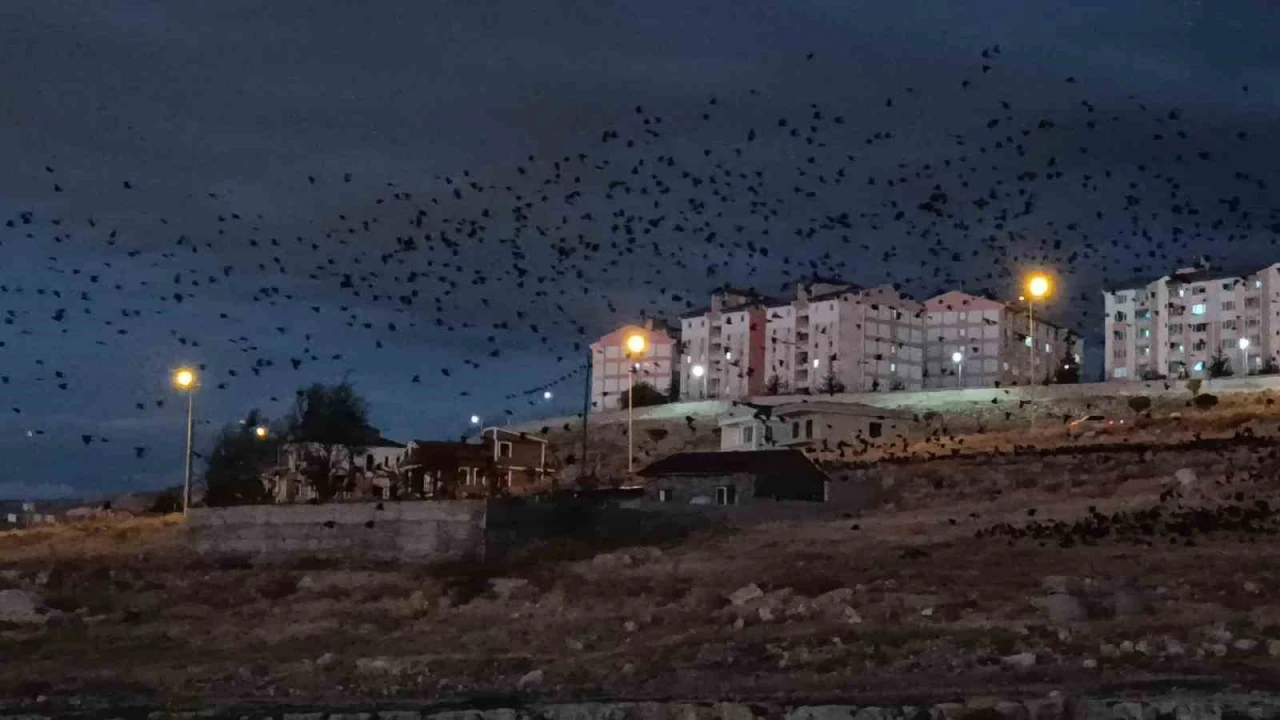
[2, 44, 1279, 463]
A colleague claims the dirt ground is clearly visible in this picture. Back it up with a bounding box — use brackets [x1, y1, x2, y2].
[3, 427, 1280, 709]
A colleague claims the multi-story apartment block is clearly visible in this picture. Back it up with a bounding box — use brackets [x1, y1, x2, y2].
[924, 291, 1080, 388]
[762, 281, 925, 394]
[678, 289, 771, 401]
[589, 320, 677, 412]
[1103, 263, 1280, 381]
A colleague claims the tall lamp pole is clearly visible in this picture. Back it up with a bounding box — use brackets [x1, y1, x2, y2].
[1025, 274, 1051, 426]
[1239, 337, 1251, 376]
[952, 351, 964, 389]
[172, 368, 198, 516]
[624, 331, 649, 474]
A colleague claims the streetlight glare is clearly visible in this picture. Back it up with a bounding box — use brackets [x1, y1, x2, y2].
[543, 390, 553, 400]
[172, 368, 196, 389]
[254, 426, 268, 439]
[1027, 274, 1051, 299]
[691, 364, 705, 378]
[951, 351, 963, 364]
[1239, 337, 1251, 349]
[469, 415, 480, 425]
[624, 333, 648, 355]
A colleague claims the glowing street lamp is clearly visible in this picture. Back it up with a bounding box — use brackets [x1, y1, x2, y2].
[171, 367, 198, 516]
[254, 425, 268, 439]
[543, 390, 553, 400]
[470, 414, 481, 425]
[1239, 336, 1251, 375]
[951, 350, 965, 388]
[623, 331, 649, 474]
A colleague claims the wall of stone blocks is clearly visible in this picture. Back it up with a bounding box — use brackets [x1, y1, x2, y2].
[187, 501, 487, 563]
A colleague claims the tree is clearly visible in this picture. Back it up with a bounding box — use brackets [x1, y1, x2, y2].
[204, 409, 278, 507]
[619, 381, 667, 409]
[287, 381, 375, 501]
[1186, 378, 1203, 396]
[1127, 396, 1152, 415]
[1054, 350, 1081, 384]
[762, 374, 787, 396]
[1260, 356, 1280, 376]
[1207, 348, 1234, 378]
[1193, 393, 1219, 411]
[817, 366, 846, 395]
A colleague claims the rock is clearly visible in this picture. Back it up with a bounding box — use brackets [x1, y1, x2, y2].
[1174, 468, 1198, 488]
[1244, 580, 1261, 594]
[566, 638, 584, 651]
[758, 606, 775, 623]
[715, 703, 755, 720]
[814, 588, 854, 607]
[1204, 625, 1233, 644]
[843, 606, 863, 624]
[1135, 639, 1152, 656]
[1046, 592, 1087, 625]
[1002, 652, 1037, 669]
[489, 577, 530, 599]
[728, 584, 764, 606]
[1041, 576, 1072, 594]
[1111, 588, 1145, 617]
[315, 652, 338, 669]
[624, 620, 638, 632]
[516, 668, 544, 689]
[994, 701, 1027, 720]
[1111, 701, 1146, 720]
[1209, 643, 1228, 657]
[1233, 638, 1259, 652]
[1118, 640, 1134, 654]
[1164, 638, 1186, 657]
[0, 589, 47, 624]
[1082, 657, 1098, 669]
[1268, 639, 1280, 658]
[921, 607, 934, 617]
[1100, 643, 1119, 658]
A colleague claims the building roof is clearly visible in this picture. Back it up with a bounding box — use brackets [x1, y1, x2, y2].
[1102, 263, 1263, 292]
[637, 449, 829, 480]
[483, 427, 549, 444]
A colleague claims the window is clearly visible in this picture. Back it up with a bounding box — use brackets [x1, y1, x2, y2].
[498, 441, 513, 458]
[1024, 336, 1033, 347]
[741, 426, 754, 444]
[1114, 311, 1127, 322]
[869, 422, 883, 438]
[1112, 330, 1126, 341]
[1193, 361, 1205, 372]
[1044, 343, 1052, 353]
[658, 488, 673, 502]
[1139, 328, 1151, 338]
[1246, 297, 1260, 308]
[1256, 280, 1263, 289]
[716, 485, 737, 506]
[1223, 282, 1233, 291]
[889, 362, 897, 372]
[792, 421, 800, 439]
[1169, 324, 1183, 334]
[805, 419, 814, 438]
[1193, 286, 1207, 295]
[1222, 301, 1236, 311]
[1193, 340, 1207, 352]
[1191, 323, 1208, 332]
[1191, 304, 1207, 316]
[1178, 288, 1186, 298]
[1136, 309, 1151, 320]
[1113, 368, 1128, 378]
[1223, 320, 1237, 330]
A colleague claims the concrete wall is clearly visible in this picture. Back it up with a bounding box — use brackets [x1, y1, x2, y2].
[187, 501, 487, 563]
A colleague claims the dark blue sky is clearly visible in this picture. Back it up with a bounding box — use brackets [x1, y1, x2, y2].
[1, 0, 1278, 498]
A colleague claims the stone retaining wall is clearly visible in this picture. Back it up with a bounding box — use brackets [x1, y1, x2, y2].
[187, 500, 487, 563]
[5, 692, 1280, 720]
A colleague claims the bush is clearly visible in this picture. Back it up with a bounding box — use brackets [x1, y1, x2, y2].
[1193, 393, 1219, 411]
[1186, 378, 1203, 396]
[1127, 396, 1152, 414]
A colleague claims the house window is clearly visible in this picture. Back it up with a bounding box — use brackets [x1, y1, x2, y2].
[741, 426, 754, 444]
[1114, 311, 1127, 322]
[1222, 301, 1236, 311]
[1223, 282, 1233, 291]
[1136, 309, 1151, 320]
[1191, 304, 1207, 315]
[805, 419, 814, 438]
[1024, 336, 1033, 347]
[1139, 329, 1151, 338]
[1169, 324, 1182, 334]
[1191, 323, 1208, 332]
[716, 485, 737, 506]
[792, 421, 800, 439]
[1113, 367, 1128, 378]
[498, 441, 513, 459]
[658, 488, 673, 502]
[869, 422, 883, 438]
[1193, 361, 1205, 372]
[365, 454, 374, 471]
[1246, 297, 1260, 308]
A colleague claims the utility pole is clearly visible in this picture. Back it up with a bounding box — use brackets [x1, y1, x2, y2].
[578, 348, 591, 490]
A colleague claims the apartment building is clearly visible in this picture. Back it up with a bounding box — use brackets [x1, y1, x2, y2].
[924, 291, 1080, 388]
[762, 281, 925, 394]
[678, 289, 771, 401]
[1103, 263, 1280, 380]
[589, 320, 677, 412]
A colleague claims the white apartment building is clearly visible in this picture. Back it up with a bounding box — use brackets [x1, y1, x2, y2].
[924, 291, 1080, 388]
[1103, 263, 1280, 381]
[678, 289, 770, 401]
[762, 281, 925, 394]
[589, 320, 677, 411]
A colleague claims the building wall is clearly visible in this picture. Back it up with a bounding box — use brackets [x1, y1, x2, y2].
[645, 473, 757, 506]
[187, 501, 487, 563]
[926, 291, 1073, 388]
[590, 321, 677, 412]
[678, 291, 768, 402]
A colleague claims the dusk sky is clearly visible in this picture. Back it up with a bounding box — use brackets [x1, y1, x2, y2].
[2, 0, 1278, 499]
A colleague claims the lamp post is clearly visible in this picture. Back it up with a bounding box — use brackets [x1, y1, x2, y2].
[1239, 337, 1251, 376]
[951, 351, 964, 388]
[691, 363, 706, 399]
[1025, 274, 1051, 427]
[624, 331, 649, 474]
[172, 368, 197, 516]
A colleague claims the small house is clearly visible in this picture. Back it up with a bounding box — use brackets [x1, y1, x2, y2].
[637, 449, 829, 506]
[718, 401, 914, 455]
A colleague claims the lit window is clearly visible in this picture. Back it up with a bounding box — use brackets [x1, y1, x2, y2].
[1178, 288, 1186, 298]
[1194, 361, 1205, 371]
[1191, 304, 1207, 315]
[1044, 343, 1052, 353]
[1256, 280, 1263, 289]
[890, 363, 897, 372]
[1024, 337, 1033, 347]
[1113, 368, 1128, 378]
[813, 358, 820, 368]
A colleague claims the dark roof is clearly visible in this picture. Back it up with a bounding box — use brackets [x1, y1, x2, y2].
[1103, 264, 1262, 292]
[637, 449, 829, 481]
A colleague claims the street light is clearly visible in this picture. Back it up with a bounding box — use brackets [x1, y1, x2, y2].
[623, 331, 649, 474]
[1239, 337, 1251, 375]
[543, 390, 553, 400]
[171, 367, 198, 516]
[470, 414, 481, 425]
[254, 426, 268, 439]
[691, 363, 706, 400]
[1025, 273, 1051, 426]
[951, 351, 965, 388]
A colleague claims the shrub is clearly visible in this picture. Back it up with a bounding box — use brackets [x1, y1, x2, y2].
[1193, 393, 1219, 411]
[1127, 396, 1152, 414]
